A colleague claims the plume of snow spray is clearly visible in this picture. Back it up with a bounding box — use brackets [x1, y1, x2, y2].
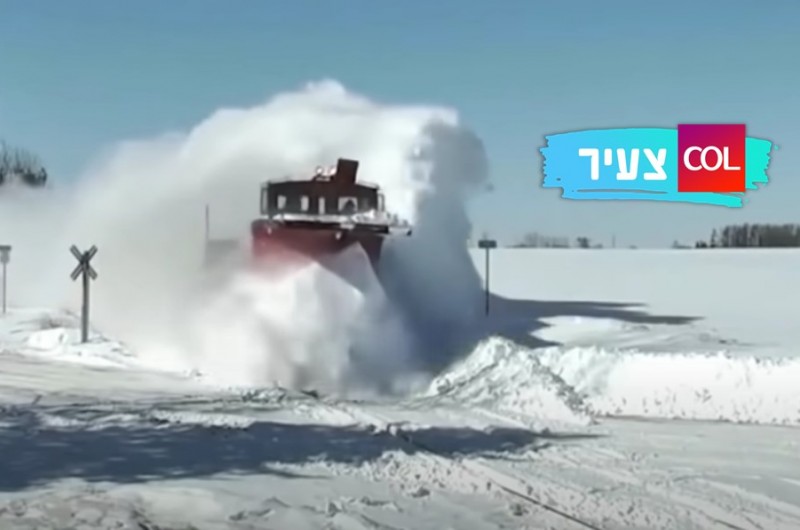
[0, 185, 77, 308]
[0, 80, 489, 395]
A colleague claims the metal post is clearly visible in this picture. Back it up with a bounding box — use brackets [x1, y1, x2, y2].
[484, 247, 490, 315]
[81, 266, 89, 343]
[477, 238, 497, 316]
[2, 262, 6, 315]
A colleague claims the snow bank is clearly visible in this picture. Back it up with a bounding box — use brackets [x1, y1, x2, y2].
[537, 346, 800, 425]
[427, 331, 800, 426]
[22, 327, 137, 369]
[424, 337, 591, 425]
[25, 327, 81, 350]
[0, 309, 137, 369]
[459, 249, 800, 425]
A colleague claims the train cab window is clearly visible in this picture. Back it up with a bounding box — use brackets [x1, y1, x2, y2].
[300, 195, 310, 212]
[359, 197, 374, 211]
[277, 195, 287, 211]
[339, 196, 357, 214]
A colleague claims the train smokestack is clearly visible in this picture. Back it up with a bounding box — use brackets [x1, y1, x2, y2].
[333, 158, 359, 186]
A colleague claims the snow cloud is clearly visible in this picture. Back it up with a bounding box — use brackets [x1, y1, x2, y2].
[0, 80, 489, 395]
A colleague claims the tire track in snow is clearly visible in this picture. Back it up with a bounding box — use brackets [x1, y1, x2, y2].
[310, 395, 781, 530]
[307, 396, 606, 530]
[8, 389, 777, 529]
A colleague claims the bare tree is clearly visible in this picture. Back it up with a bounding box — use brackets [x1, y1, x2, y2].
[516, 232, 541, 248]
[0, 140, 48, 187]
[0, 140, 11, 185]
[704, 223, 800, 248]
[513, 232, 572, 248]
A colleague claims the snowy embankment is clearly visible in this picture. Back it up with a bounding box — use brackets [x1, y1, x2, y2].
[535, 334, 800, 424]
[440, 248, 800, 425]
[0, 308, 137, 369]
[0, 309, 216, 407]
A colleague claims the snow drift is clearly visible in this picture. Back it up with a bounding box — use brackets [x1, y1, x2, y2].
[0, 80, 488, 395]
[424, 337, 592, 426]
[428, 326, 800, 426]
[536, 345, 800, 425]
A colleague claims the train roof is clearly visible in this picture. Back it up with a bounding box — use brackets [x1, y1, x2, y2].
[263, 158, 380, 191]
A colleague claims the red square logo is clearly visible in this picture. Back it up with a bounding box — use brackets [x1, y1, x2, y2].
[677, 124, 746, 193]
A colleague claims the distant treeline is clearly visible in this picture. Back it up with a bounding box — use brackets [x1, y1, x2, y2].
[475, 225, 800, 250]
[503, 232, 608, 249]
[510, 232, 571, 248]
[0, 140, 48, 188]
[697, 224, 800, 248]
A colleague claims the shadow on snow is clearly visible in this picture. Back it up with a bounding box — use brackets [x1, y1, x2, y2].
[0, 404, 601, 492]
[479, 294, 701, 351]
[409, 292, 702, 373]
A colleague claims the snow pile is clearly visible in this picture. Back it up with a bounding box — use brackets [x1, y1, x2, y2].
[26, 327, 81, 350]
[423, 337, 591, 425]
[0, 80, 488, 394]
[424, 327, 800, 425]
[536, 346, 800, 425]
[0, 309, 134, 369]
[22, 326, 137, 369]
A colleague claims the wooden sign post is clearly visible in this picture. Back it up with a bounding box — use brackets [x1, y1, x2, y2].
[70, 245, 98, 343]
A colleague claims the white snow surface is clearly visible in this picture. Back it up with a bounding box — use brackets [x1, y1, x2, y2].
[460, 248, 800, 426]
[2, 248, 800, 529]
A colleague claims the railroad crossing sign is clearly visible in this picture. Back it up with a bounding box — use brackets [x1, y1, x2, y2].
[0, 245, 10, 315]
[70, 245, 98, 343]
[70, 245, 98, 281]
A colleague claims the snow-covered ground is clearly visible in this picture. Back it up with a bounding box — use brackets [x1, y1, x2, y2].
[474, 248, 800, 425]
[1, 249, 799, 529]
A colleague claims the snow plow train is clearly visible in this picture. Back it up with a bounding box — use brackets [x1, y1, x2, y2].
[248, 158, 412, 274]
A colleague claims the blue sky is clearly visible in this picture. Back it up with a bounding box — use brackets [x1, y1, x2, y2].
[1, 1, 798, 247]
